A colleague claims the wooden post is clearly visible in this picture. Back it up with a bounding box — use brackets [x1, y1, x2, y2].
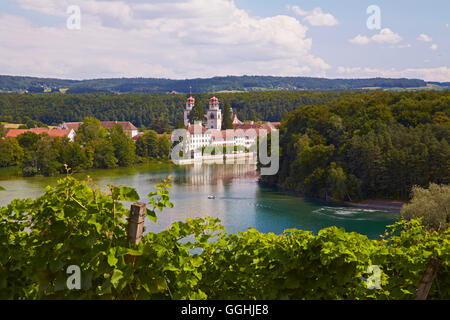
[128, 202, 146, 245]
[126, 202, 146, 265]
[415, 257, 441, 300]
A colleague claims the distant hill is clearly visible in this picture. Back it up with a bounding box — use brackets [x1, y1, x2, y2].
[0, 75, 447, 94]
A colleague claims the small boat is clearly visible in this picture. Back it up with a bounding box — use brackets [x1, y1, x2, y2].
[208, 195, 216, 199]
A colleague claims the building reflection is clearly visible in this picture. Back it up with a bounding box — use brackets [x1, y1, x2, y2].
[174, 163, 259, 187]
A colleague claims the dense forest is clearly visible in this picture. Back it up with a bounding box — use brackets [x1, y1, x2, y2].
[0, 91, 345, 128]
[2, 90, 450, 130]
[1, 75, 444, 93]
[260, 90, 450, 201]
[0, 117, 171, 177]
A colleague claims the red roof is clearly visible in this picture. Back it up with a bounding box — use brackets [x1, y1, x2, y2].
[5, 128, 73, 138]
[62, 122, 82, 131]
[187, 124, 206, 134]
[62, 121, 137, 131]
[209, 128, 267, 140]
[210, 96, 219, 103]
[99, 121, 138, 131]
[187, 96, 195, 103]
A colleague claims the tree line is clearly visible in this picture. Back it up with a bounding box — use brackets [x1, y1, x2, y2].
[260, 90, 450, 201]
[1, 90, 448, 131]
[0, 75, 433, 93]
[0, 117, 171, 177]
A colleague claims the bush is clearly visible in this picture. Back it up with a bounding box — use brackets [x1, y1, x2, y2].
[401, 184, 450, 231]
[21, 166, 38, 177]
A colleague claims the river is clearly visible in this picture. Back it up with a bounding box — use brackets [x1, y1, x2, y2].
[0, 163, 399, 239]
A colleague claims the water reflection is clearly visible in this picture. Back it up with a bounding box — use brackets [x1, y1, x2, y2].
[0, 163, 399, 239]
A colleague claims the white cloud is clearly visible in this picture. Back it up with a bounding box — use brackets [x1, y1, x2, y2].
[287, 5, 307, 16]
[371, 28, 402, 44]
[337, 66, 450, 82]
[1, 0, 331, 79]
[349, 35, 370, 45]
[288, 6, 338, 27]
[430, 44, 438, 51]
[349, 28, 402, 45]
[417, 34, 432, 42]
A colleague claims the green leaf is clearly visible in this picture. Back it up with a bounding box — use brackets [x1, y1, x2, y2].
[108, 249, 118, 267]
[111, 269, 124, 289]
[146, 209, 158, 223]
[113, 186, 140, 202]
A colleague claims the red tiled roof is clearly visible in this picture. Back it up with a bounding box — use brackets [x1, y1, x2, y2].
[5, 128, 73, 138]
[62, 122, 82, 131]
[209, 128, 267, 140]
[100, 121, 138, 131]
[62, 121, 138, 131]
[187, 124, 206, 134]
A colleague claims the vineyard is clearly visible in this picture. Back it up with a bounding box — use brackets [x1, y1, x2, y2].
[1, 176, 449, 300]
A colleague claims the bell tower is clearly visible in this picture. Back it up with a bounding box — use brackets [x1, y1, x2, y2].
[184, 95, 195, 127]
[206, 96, 222, 130]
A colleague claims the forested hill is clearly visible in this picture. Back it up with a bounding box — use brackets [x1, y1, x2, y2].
[0, 75, 446, 93]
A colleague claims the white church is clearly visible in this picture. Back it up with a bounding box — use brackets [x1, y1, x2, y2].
[179, 96, 279, 160]
[184, 96, 224, 130]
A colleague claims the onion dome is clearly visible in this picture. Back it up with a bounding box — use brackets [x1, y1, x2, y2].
[187, 96, 195, 103]
[210, 96, 219, 104]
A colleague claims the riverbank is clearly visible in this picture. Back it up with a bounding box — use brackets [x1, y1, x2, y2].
[0, 160, 175, 181]
[345, 200, 406, 213]
[258, 180, 405, 213]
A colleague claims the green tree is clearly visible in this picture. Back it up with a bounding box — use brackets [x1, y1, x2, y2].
[188, 102, 204, 124]
[35, 135, 61, 176]
[91, 138, 118, 169]
[158, 133, 171, 159]
[67, 142, 89, 172]
[139, 130, 160, 158]
[222, 102, 233, 129]
[175, 120, 185, 129]
[17, 131, 40, 151]
[75, 117, 108, 144]
[327, 162, 347, 201]
[401, 183, 450, 231]
[110, 124, 136, 167]
[0, 138, 24, 167]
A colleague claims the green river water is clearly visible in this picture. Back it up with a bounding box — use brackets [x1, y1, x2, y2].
[0, 163, 399, 239]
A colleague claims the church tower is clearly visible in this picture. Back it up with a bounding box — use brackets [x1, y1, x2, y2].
[184, 95, 195, 127]
[206, 96, 222, 130]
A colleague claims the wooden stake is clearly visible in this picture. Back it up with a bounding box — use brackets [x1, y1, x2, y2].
[127, 202, 146, 245]
[126, 202, 146, 266]
[415, 257, 441, 300]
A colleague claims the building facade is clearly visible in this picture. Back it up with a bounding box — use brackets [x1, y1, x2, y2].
[178, 96, 278, 158]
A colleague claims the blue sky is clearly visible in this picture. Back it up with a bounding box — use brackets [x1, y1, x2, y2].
[0, 0, 449, 81]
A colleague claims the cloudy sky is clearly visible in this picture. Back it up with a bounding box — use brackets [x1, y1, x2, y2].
[1, 0, 449, 81]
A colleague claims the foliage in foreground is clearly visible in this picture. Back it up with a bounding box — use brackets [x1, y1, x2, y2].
[0, 177, 449, 300]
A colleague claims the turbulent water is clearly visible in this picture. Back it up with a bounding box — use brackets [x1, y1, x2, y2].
[0, 163, 399, 239]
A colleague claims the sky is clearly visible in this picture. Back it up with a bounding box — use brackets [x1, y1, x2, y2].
[0, 0, 449, 81]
